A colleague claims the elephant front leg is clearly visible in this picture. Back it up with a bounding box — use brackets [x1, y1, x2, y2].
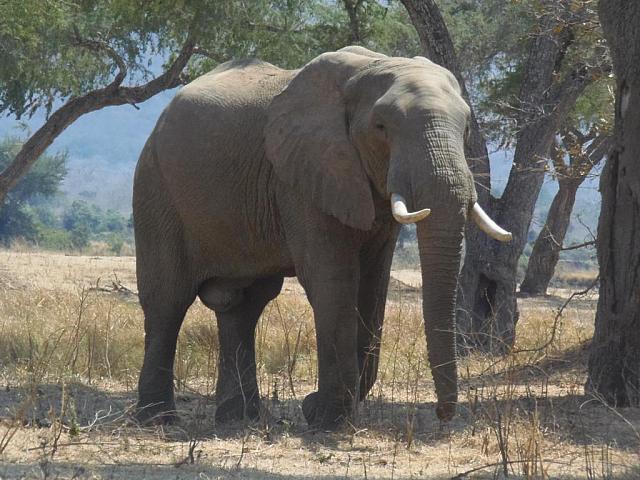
[299, 268, 361, 430]
[357, 228, 398, 400]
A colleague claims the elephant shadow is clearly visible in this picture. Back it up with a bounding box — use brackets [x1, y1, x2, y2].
[171, 390, 640, 455]
[2, 461, 639, 480]
[0, 382, 133, 429]
[2, 380, 638, 455]
[0, 380, 464, 445]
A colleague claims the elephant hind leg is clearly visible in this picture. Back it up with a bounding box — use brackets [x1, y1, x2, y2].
[136, 258, 196, 423]
[134, 180, 197, 424]
[136, 298, 194, 424]
[211, 275, 284, 424]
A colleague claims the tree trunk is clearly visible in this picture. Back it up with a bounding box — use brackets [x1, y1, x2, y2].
[521, 133, 611, 296]
[586, 0, 640, 407]
[342, 0, 364, 44]
[519, 179, 580, 295]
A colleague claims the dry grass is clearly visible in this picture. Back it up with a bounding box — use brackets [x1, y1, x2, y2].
[552, 264, 599, 290]
[0, 250, 639, 479]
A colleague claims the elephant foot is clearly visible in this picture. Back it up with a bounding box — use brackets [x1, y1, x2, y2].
[215, 392, 261, 424]
[135, 399, 178, 425]
[302, 392, 352, 430]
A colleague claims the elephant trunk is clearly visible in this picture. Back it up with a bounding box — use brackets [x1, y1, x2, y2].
[416, 216, 464, 421]
[386, 128, 475, 420]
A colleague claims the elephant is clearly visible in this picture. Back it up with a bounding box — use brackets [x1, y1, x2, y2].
[133, 46, 511, 429]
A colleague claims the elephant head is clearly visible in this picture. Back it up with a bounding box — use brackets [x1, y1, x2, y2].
[265, 47, 511, 421]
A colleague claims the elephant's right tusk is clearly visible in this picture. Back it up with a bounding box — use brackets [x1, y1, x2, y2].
[390, 193, 431, 224]
[470, 202, 512, 242]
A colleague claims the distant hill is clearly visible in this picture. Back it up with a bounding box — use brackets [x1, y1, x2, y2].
[0, 90, 176, 213]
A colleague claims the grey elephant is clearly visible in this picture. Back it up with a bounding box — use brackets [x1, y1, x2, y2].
[133, 46, 511, 429]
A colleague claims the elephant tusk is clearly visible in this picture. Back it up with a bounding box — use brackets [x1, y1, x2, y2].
[390, 193, 431, 224]
[470, 203, 513, 242]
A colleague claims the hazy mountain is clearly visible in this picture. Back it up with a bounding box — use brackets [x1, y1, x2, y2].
[0, 90, 176, 213]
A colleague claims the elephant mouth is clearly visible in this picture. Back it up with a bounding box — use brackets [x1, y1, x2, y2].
[389, 193, 512, 242]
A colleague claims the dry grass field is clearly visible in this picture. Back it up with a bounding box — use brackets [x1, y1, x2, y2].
[0, 250, 638, 479]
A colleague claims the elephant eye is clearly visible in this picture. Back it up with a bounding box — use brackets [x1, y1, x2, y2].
[375, 123, 385, 131]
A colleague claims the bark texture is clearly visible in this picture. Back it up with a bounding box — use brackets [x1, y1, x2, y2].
[0, 36, 196, 205]
[587, 0, 640, 407]
[520, 181, 580, 295]
[520, 133, 611, 296]
[342, 0, 364, 44]
[401, 0, 602, 351]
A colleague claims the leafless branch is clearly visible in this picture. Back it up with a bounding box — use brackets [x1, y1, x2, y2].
[561, 240, 597, 251]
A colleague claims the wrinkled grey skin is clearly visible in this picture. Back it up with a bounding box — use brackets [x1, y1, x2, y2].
[134, 46, 476, 428]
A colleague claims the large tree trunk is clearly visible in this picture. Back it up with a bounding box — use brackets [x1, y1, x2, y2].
[586, 0, 640, 407]
[519, 179, 580, 295]
[401, 0, 598, 352]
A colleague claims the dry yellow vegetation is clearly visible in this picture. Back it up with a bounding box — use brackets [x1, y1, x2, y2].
[0, 250, 638, 479]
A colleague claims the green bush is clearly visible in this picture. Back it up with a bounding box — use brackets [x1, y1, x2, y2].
[70, 224, 90, 250]
[106, 233, 125, 255]
[37, 227, 72, 250]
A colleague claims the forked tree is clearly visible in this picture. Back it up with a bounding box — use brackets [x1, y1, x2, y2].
[520, 129, 611, 296]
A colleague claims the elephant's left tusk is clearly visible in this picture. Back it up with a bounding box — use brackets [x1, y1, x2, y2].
[390, 193, 431, 224]
[470, 202, 512, 242]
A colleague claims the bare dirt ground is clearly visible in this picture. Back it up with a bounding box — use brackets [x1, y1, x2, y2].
[0, 250, 638, 479]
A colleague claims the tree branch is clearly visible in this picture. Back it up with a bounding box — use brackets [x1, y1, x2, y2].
[585, 133, 613, 161]
[546, 56, 612, 130]
[117, 33, 196, 100]
[561, 240, 597, 251]
[192, 46, 226, 64]
[342, 0, 365, 44]
[550, 138, 570, 177]
[558, 130, 612, 180]
[72, 28, 127, 91]
[0, 34, 196, 204]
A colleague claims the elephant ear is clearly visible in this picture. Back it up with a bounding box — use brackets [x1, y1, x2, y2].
[265, 51, 378, 231]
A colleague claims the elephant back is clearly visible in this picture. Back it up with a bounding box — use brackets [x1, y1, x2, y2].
[138, 60, 296, 268]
